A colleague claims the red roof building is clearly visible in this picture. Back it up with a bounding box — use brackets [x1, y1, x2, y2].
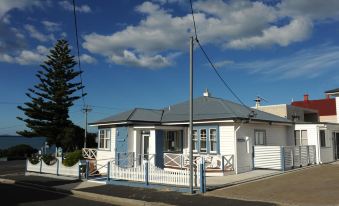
[292, 94, 336, 122]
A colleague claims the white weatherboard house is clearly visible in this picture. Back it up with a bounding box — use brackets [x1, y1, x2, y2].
[88, 91, 296, 176]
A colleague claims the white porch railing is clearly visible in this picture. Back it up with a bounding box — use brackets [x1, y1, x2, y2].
[82, 148, 97, 159]
[163, 153, 234, 172]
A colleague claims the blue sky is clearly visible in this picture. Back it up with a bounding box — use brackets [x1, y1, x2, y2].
[1, 0, 339, 135]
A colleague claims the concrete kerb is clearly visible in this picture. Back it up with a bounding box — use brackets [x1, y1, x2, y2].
[207, 164, 319, 191]
[0, 177, 174, 206]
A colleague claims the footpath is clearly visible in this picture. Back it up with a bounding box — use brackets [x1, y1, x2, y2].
[0, 174, 275, 206]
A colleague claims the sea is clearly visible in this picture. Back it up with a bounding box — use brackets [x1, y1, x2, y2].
[0, 136, 47, 150]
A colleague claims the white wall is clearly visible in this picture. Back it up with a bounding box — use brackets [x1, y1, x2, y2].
[219, 124, 235, 155]
[236, 123, 291, 173]
[295, 124, 337, 163]
[336, 97, 339, 123]
[96, 127, 116, 174]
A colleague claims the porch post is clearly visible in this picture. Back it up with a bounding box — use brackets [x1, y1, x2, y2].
[107, 161, 111, 181]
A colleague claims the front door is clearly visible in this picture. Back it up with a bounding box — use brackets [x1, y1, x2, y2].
[141, 134, 150, 162]
[335, 133, 339, 160]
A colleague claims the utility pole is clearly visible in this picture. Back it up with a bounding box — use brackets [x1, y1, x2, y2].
[189, 36, 194, 194]
[82, 105, 92, 148]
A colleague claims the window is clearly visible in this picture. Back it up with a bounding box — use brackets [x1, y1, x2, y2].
[320, 130, 326, 147]
[294, 130, 308, 146]
[210, 129, 217, 153]
[200, 129, 207, 153]
[255, 130, 266, 145]
[163, 131, 183, 152]
[98, 129, 111, 150]
[192, 130, 198, 152]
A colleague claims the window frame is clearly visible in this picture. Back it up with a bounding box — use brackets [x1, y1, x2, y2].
[192, 129, 198, 153]
[254, 130, 266, 145]
[199, 129, 207, 153]
[320, 130, 326, 147]
[163, 130, 183, 153]
[209, 128, 217, 153]
[294, 130, 308, 146]
[98, 129, 111, 150]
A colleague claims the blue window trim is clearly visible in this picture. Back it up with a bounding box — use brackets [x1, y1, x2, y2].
[97, 128, 111, 151]
[193, 125, 219, 154]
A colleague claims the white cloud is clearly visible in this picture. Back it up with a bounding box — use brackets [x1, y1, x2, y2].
[0, 0, 42, 18]
[59, 1, 91, 13]
[80, 54, 97, 64]
[226, 17, 313, 49]
[24, 24, 55, 42]
[229, 45, 339, 79]
[0, 45, 47, 65]
[81, 0, 339, 69]
[41, 20, 61, 32]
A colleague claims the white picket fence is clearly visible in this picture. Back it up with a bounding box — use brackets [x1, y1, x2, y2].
[109, 162, 190, 186]
[26, 159, 80, 177]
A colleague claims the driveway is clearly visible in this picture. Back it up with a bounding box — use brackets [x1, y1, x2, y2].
[207, 164, 339, 206]
[0, 160, 25, 176]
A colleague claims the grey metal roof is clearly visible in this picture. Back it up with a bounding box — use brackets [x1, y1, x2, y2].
[161, 96, 291, 123]
[91, 108, 163, 125]
[90, 96, 291, 125]
[325, 88, 339, 94]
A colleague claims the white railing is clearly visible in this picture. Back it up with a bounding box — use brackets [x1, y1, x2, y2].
[26, 159, 80, 177]
[82, 148, 97, 159]
[163, 153, 234, 172]
[109, 162, 190, 186]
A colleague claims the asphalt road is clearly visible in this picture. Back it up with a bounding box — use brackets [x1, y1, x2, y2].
[208, 164, 339, 206]
[0, 183, 115, 206]
[0, 160, 26, 176]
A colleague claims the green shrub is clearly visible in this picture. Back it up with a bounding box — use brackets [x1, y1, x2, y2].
[0, 149, 8, 158]
[6, 144, 37, 158]
[42, 154, 56, 165]
[28, 154, 40, 164]
[63, 150, 83, 166]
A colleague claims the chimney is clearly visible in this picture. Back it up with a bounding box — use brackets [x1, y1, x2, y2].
[254, 96, 261, 108]
[325, 94, 330, 99]
[304, 94, 309, 102]
[203, 88, 211, 97]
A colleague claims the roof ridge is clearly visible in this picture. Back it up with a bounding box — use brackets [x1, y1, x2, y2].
[126, 108, 137, 121]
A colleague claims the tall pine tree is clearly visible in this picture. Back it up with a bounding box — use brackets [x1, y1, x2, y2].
[17, 39, 85, 148]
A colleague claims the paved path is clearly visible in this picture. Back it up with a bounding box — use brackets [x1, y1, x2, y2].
[0, 183, 115, 206]
[208, 164, 339, 206]
[0, 160, 25, 176]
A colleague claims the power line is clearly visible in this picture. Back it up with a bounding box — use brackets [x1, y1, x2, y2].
[188, 0, 255, 117]
[72, 0, 86, 106]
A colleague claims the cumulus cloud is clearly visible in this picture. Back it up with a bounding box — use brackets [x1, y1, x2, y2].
[80, 54, 97, 64]
[59, 1, 91, 13]
[82, 0, 339, 69]
[0, 0, 42, 18]
[24, 24, 55, 42]
[41, 20, 61, 32]
[229, 45, 339, 79]
[0, 45, 48, 65]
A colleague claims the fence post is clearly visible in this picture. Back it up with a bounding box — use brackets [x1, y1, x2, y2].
[221, 155, 224, 174]
[144, 161, 149, 186]
[291, 148, 294, 168]
[281, 147, 285, 172]
[56, 159, 59, 176]
[40, 159, 42, 174]
[299, 146, 302, 167]
[200, 157, 206, 193]
[307, 146, 310, 165]
[86, 160, 89, 179]
[107, 161, 111, 181]
[78, 163, 81, 180]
